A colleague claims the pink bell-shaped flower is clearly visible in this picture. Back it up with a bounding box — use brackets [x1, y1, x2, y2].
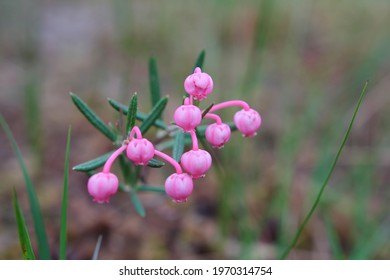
[184, 67, 213, 100]
[180, 149, 212, 179]
[126, 138, 155, 165]
[205, 123, 231, 148]
[87, 172, 119, 203]
[174, 105, 202, 132]
[164, 173, 194, 203]
[233, 108, 261, 137]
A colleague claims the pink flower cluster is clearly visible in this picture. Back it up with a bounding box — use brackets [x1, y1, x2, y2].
[87, 67, 261, 204]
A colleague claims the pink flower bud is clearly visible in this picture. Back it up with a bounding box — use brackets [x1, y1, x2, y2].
[174, 105, 202, 132]
[184, 67, 213, 100]
[234, 108, 261, 137]
[164, 173, 193, 203]
[180, 149, 212, 179]
[126, 138, 155, 165]
[205, 123, 231, 148]
[87, 172, 119, 203]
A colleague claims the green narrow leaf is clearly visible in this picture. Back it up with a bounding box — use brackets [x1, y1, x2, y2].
[193, 50, 206, 71]
[0, 113, 51, 259]
[280, 81, 369, 259]
[92, 235, 103, 260]
[324, 215, 344, 259]
[172, 130, 185, 162]
[73, 151, 114, 172]
[107, 98, 166, 129]
[139, 96, 168, 135]
[126, 93, 138, 135]
[201, 103, 214, 119]
[137, 185, 165, 193]
[149, 58, 162, 120]
[70, 92, 117, 141]
[59, 126, 71, 260]
[147, 158, 165, 168]
[12, 188, 36, 260]
[118, 154, 132, 185]
[129, 191, 146, 217]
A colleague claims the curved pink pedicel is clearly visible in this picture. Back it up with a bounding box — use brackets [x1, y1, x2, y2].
[87, 172, 119, 203]
[164, 173, 194, 203]
[184, 67, 214, 100]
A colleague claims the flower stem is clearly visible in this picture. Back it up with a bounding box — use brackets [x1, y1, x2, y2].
[129, 126, 142, 139]
[103, 145, 127, 173]
[154, 150, 182, 174]
[209, 100, 250, 112]
[189, 130, 199, 150]
[204, 113, 222, 125]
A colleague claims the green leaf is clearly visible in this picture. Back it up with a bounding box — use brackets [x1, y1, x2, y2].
[137, 185, 165, 193]
[201, 103, 214, 119]
[70, 92, 117, 141]
[12, 188, 36, 260]
[126, 93, 138, 135]
[139, 96, 168, 135]
[129, 191, 146, 217]
[147, 158, 165, 168]
[73, 151, 114, 172]
[92, 235, 103, 260]
[193, 50, 206, 71]
[59, 126, 71, 260]
[149, 57, 162, 120]
[280, 81, 369, 259]
[172, 130, 185, 162]
[0, 113, 51, 259]
[108, 98, 166, 129]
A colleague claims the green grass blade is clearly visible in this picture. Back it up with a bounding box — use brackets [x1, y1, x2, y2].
[126, 93, 138, 135]
[280, 81, 369, 259]
[72, 151, 114, 172]
[201, 103, 214, 119]
[172, 130, 185, 162]
[137, 185, 165, 193]
[147, 158, 165, 168]
[0, 113, 51, 259]
[129, 191, 146, 217]
[149, 57, 162, 120]
[139, 96, 168, 135]
[92, 235, 103, 260]
[59, 126, 71, 260]
[70, 92, 117, 142]
[12, 188, 36, 260]
[193, 50, 205, 71]
[107, 98, 166, 129]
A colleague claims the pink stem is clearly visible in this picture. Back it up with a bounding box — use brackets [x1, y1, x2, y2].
[189, 130, 199, 150]
[103, 145, 127, 173]
[154, 150, 182, 174]
[204, 113, 222, 125]
[184, 97, 192, 106]
[129, 126, 142, 140]
[209, 100, 250, 112]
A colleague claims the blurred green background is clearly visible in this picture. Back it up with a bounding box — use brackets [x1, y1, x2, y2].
[1, 0, 390, 259]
